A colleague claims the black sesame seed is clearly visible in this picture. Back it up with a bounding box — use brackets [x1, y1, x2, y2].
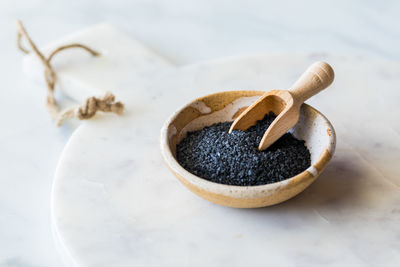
[176, 112, 311, 186]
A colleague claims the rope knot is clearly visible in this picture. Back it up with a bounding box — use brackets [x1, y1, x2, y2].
[77, 93, 124, 120]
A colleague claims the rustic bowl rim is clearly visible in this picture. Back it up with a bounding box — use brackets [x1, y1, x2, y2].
[160, 90, 336, 199]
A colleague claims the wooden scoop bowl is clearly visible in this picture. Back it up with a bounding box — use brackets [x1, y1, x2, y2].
[230, 61, 334, 150]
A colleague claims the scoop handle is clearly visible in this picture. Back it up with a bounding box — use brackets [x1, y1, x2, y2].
[289, 61, 334, 104]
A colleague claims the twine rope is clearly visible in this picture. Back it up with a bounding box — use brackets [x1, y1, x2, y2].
[16, 20, 124, 126]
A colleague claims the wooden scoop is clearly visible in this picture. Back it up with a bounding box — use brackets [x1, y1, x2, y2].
[229, 61, 334, 151]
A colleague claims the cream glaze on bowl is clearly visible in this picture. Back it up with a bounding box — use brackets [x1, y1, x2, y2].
[160, 91, 336, 208]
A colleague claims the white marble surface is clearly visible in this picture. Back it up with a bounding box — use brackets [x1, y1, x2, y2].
[1, 0, 400, 266]
[52, 51, 400, 266]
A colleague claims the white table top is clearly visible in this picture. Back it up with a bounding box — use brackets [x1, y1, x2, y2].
[1, 1, 400, 266]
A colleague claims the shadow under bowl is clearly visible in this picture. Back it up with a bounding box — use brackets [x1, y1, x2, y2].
[160, 91, 336, 208]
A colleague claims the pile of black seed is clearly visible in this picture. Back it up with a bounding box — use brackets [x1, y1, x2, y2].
[176, 112, 311, 186]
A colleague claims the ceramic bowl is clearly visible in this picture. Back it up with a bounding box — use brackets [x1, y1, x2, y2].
[160, 91, 335, 208]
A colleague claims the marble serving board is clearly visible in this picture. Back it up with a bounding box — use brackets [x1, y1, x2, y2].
[25, 25, 400, 266]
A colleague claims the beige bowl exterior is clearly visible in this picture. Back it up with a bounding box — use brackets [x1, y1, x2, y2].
[160, 91, 336, 208]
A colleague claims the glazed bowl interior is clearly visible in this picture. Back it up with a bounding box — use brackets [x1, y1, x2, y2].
[161, 91, 335, 208]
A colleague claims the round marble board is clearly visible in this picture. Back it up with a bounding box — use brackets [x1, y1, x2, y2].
[51, 48, 400, 266]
